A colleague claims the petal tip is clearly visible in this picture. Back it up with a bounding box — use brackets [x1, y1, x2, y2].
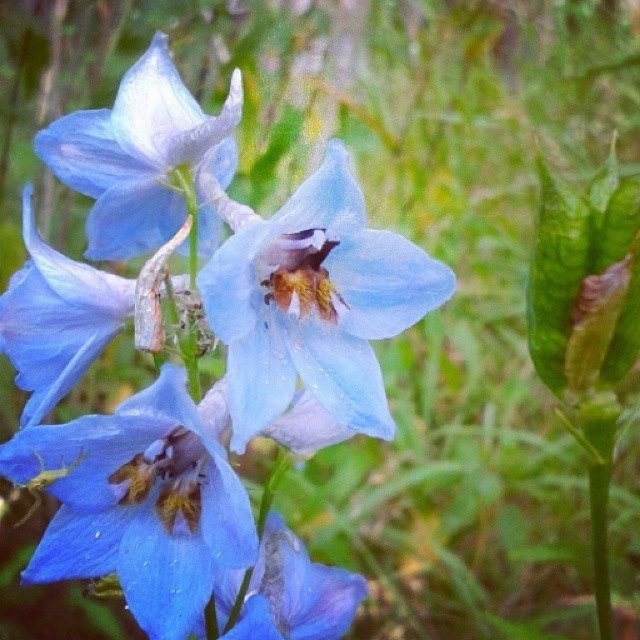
[326, 138, 349, 163]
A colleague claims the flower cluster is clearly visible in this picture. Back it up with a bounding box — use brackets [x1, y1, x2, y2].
[0, 32, 455, 640]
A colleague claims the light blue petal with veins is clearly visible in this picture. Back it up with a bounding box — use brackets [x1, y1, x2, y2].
[271, 139, 366, 236]
[111, 31, 205, 168]
[34, 109, 154, 199]
[22, 505, 131, 583]
[85, 178, 187, 260]
[0, 186, 135, 426]
[282, 320, 395, 441]
[200, 456, 258, 569]
[197, 220, 272, 343]
[227, 311, 297, 453]
[326, 229, 456, 340]
[117, 502, 216, 640]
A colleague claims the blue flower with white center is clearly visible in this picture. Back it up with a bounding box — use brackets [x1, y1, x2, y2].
[0, 185, 135, 428]
[0, 364, 258, 640]
[212, 512, 368, 640]
[35, 32, 241, 260]
[197, 139, 456, 453]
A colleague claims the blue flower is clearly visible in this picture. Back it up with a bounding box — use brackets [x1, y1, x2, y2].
[213, 512, 368, 640]
[197, 139, 456, 452]
[0, 185, 135, 428]
[0, 364, 258, 640]
[218, 596, 284, 640]
[35, 32, 241, 260]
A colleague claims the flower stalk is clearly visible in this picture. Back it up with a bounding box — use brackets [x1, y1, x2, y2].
[173, 166, 202, 403]
[579, 394, 619, 640]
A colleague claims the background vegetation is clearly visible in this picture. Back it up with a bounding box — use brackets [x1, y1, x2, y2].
[1, 1, 640, 638]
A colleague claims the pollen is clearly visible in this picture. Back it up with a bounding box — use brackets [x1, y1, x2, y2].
[108, 454, 155, 505]
[156, 482, 202, 535]
[269, 266, 341, 324]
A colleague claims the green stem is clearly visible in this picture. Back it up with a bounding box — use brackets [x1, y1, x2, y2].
[204, 597, 219, 640]
[579, 394, 618, 640]
[172, 167, 202, 403]
[222, 449, 291, 634]
[589, 461, 613, 640]
[173, 168, 212, 636]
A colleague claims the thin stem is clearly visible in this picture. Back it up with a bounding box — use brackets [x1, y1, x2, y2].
[204, 597, 219, 640]
[173, 168, 212, 636]
[222, 448, 291, 634]
[172, 167, 202, 402]
[589, 461, 613, 640]
[579, 395, 618, 640]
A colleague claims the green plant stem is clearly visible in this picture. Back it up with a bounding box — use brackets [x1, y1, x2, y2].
[579, 394, 618, 640]
[204, 597, 219, 640]
[589, 460, 613, 640]
[173, 167, 202, 403]
[222, 448, 291, 634]
[173, 167, 213, 636]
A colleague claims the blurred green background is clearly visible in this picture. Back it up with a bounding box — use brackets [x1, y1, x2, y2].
[1, 0, 640, 638]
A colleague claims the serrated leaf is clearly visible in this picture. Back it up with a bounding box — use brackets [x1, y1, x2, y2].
[527, 159, 592, 395]
[565, 257, 631, 395]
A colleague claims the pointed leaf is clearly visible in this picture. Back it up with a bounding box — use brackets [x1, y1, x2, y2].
[527, 159, 592, 395]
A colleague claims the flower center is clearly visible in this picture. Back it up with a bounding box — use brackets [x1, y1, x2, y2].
[108, 428, 207, 535]
[260, 229, 348, 324]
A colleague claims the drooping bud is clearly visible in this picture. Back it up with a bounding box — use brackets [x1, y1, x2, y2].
[134, 216, 192, 353]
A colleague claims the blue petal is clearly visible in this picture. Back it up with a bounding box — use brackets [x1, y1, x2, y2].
[163, 69, 243, 168]
[0, 265, 124, 427]
[288, 564, 367, 640]
[227, 311, 297, 453]
[21, 184, 136, 315]
[34, 109, 154, 199]
[262, 388, 355, 456]
[0, 413, 175, 511]
[326, 230, 456, 340]
[282, 320, 395, 440]
[197, 220, 271, 343]
[22, 505, 130, 583]
[271, 140, 366, 236]
[212, 514, 285, 622]
[200, 455, 258, 569]
[117, 503, 216, 640]
[254, 513, 367, 640]
[85, 178, 187, 260]
[198, 136, 239, 191]
[111, 32, 205, 168]
[117, 364, 200, 429]
[222, 596, 284, 640]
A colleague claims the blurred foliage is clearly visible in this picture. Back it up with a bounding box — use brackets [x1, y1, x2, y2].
[1, 0, 640, 639]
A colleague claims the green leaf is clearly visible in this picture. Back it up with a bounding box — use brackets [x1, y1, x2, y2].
[593, 176, 640, 274]
[588, 132, 618, 220]
[564, 257, 631, 395]
[601, 252, 640, 382]
[527, 159, 592, 395]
